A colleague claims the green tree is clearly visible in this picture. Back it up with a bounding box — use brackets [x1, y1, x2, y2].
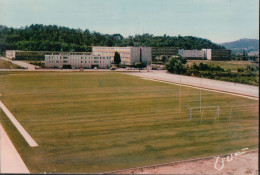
[165, 56, 186, 74]
[242, 50, 248, 61]
[113, 51, 121, 65]
[160, 55, 168, 63]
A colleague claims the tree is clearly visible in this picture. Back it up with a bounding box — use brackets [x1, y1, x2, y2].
[242, 50, 248, 61]
[165, 56, 186, 74]
[113, 51, 121, 65]
[160, 55, 168, 63]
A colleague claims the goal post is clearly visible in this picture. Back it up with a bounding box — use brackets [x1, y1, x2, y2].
[190, 106, 219, 121]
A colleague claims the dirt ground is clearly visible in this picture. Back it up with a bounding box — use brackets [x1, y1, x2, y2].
[112, 150, 258, 174]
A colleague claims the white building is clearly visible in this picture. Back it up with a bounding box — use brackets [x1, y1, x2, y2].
[5, 50, 17, 59]
[45, 53, 112, 69]
[202, 49, 212, 60]
[92, 46, 152, 65]
[178, 49, 206, 59]
[178, 49, 231, 60]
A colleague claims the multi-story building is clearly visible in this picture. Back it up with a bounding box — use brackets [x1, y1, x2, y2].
[92, 46, 151, 65]
[151, 47, 179, 59]
[211, 49, 231, 61]
[178, 49, 205, 60]
[5, 50, 90, 60]
[5, 50, 17, 59]
[45, 53, 112, 69]
[178, 49, 231, 60]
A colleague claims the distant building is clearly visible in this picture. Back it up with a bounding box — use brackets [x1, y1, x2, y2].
[45, 53, 112, 69]
[5, 50, 17, 59]
[92, 46, 151, 65]
[178, 49, 205, 60]
[178, 49, 231, 60]
[5, 50, 91, 60]
[210, 49, 231, 61]
[151, 47, 179, 59]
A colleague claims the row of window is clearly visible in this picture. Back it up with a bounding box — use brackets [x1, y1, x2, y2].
[51, 60, 108, 64]
[47, 56, 111, 60]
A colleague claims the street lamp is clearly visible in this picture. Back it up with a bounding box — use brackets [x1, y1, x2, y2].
[200, 75, 203, 116]
[179, 76, 181, 116]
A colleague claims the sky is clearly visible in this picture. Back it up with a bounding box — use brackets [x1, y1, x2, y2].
[0, 0, 259, 43]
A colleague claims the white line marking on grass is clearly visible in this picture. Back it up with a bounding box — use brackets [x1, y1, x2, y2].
[140, 77, 258, 101]
[0, 101, 38, 147]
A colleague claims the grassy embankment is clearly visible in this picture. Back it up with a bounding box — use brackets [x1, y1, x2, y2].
[186, 60, 259, 86]
[0, 59, 24, 69]
[187, 60, 258, 71]
[0, 72, 258, 173]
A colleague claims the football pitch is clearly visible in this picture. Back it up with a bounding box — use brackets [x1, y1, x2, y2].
[0, 72, 258, 173]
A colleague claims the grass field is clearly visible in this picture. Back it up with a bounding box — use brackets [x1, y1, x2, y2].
[0, 72, 258, 173]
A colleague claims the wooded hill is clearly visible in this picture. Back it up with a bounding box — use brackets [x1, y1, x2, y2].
[0, 24, 225, 54]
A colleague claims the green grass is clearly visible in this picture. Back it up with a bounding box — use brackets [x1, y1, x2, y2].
[0, 72, 258, 173]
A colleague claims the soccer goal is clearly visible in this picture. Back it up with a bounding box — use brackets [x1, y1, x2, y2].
[190, 106, 219, 121]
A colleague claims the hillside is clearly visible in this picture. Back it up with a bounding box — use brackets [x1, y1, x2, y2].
[0, 24, 224, 54]
[220, 38, 259, 53]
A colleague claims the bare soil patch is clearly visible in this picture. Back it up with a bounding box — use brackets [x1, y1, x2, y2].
[113, 150, 258, 174]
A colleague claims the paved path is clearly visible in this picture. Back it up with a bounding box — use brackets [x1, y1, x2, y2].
[126, 70, 259, 99]
[0, 56, 36, 70]
[0, 124, 30, 173]
[0, 101, 38, 147]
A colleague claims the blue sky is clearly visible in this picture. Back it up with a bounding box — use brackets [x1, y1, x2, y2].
[0, 0, 258, 43]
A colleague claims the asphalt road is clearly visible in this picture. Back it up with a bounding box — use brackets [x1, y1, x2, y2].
[126, 70, 259, 99]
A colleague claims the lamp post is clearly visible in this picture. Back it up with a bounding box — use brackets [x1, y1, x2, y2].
[200, 75, 203, 116]
[179, 77, 181, 116]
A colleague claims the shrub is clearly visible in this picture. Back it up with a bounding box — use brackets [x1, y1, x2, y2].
[165, 56, 186, 74]
[135, 62, 145, 68]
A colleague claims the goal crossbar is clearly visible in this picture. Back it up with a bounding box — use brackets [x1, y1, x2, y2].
[190, 106, 219, 120]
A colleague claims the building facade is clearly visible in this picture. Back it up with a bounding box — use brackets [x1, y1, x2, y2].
[178, 49, 206, 60]
[6, 50, 91, 60]
[151, 47, 179, 59]
[211, 49, 231, 61]
[178, 49, 231, 60]
[92, 46, 151, 65]
[5, 50, 17, 59]
[45, 53, 112, 69]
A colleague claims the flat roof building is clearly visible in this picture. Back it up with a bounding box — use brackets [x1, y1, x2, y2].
[178, 49, 205, 60]
[92, 46, 151, 66]
[151, 47, 179, 59]
[178, 49, 231, 60]
[6, 50, 91, 60]
[211, 49, 231, 61]
[45, 53, 112, 69]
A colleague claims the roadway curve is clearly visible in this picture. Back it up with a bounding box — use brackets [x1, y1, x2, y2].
[126, 70, 258, 99]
